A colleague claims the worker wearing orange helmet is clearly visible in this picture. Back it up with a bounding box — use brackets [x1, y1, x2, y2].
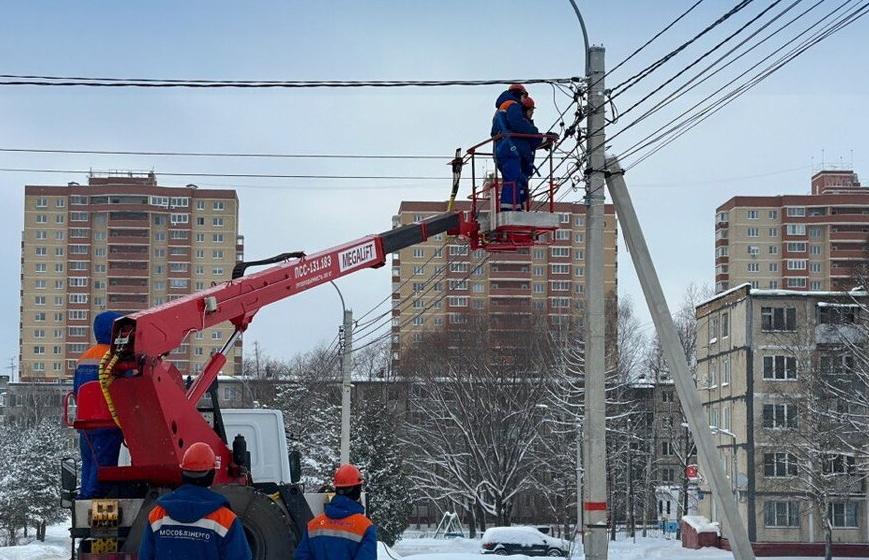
[294, 464, 377, 560]
[491, 84, 547, 210]
[139, 442, 252, 560]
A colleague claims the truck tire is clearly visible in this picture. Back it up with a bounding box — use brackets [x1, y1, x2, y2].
[214, 485, 298, 560]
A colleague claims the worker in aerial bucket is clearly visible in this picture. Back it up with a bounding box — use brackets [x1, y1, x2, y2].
[73, 310, 124, 499]
[294, 464, 378, 560]
[138, 442, 252, 560]
[491, 83, 539, 211]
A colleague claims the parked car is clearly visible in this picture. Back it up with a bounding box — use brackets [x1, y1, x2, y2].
[481, 526, 570, 557]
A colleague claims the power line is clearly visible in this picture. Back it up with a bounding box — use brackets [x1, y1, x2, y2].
[0, 75, 581, 89]
[605, 0, 710, 79]
[611, 0, 757, 97]
[615, 0, 791, 120]
[0, 147, 447, 160]
[621, 0, 869, 169]
[0, 167, 465, 181]
[607, 0, 824, 146]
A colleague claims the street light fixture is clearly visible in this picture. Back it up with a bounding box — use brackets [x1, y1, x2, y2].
[330, 281, 353, 465]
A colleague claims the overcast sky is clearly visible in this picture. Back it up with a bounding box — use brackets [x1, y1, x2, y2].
[1, 1, 867, 374]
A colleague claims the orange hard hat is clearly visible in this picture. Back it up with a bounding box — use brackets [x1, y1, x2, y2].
[508, 83, 527, 94]
[334, 464, 363, 488]
[522, 96, 535, 110]
[180, 442, 217, 472]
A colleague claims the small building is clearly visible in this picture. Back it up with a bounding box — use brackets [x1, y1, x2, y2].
[696, 284, 869, 550]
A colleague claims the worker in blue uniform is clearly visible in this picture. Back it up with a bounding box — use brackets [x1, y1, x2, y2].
[139, 442, 252, 560]
[491, 84, 541, 210]
[73, 310, 124, 499]
[295, 464, 377, 560]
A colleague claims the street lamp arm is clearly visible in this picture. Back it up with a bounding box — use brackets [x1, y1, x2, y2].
[567, 0, 591, 76]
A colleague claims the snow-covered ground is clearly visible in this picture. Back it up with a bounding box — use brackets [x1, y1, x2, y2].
[2, 524, 868, 560]
[0, 524, 70, 560]
[390, 533, 869, 560]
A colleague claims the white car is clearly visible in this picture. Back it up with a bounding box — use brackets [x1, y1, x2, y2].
[481, 527, 570, 557]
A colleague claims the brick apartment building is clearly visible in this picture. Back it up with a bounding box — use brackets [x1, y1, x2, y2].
[715, 168, 869, 294]
[19, 172, 243, 381]
[390, 200, 617, 366]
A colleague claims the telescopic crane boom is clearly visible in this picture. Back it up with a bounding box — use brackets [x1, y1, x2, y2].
[85, 212, 470, 487]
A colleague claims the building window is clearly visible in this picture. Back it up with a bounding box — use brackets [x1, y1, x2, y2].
[709, 317, 719, 340]
[787, 259, 807, 270]
[748, 263, 759, 273]
[761, 307, 796, 331]
[170, 213, 189, 224]
[786, 242, 806, 252]
[786, 224, 806, 236]
[748, 245, 760, 256]
[661, 468, 675, 484]
[555, 230, 570, 241]
[213, 250, 224, 259]
[661, 441, 674, 456]
[769, 227, 778, 237]
[810, 245, 821, 255]
[411, 248, 424, 258]
[764, 453, 798, 477]
[747, 210, 759, 219]
[551, 264, 570, 275]
[810, 281, 821, 290]
[786, 207, 806, 217]
[762, 403, 797, 429]
[747, 227, 759, 237]
[764, 502, 800, 528]
[787, 278, 807, 288]
[661, 391, 674, 403]
[551, 247, 570, 258]
[823, 454, 856, 475]
[722, 360, 731, 385]
[213, 217, 224, 227]
[829, 503, 859, 528]
[763, 356, 797, 380]
[448, 296, 468, 307]
[809, 226, 822, 238]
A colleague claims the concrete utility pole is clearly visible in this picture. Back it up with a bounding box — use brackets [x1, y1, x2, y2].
[582, 45, 608, 560]
[340, 309, 353, 464]
[604, 157, 756, 560]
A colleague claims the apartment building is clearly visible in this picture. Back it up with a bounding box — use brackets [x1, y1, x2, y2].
[715, 168, 869, 294]
[391, 201, 617, 365]
[19, 172, 243, 381]
[696, 284, 869, 547]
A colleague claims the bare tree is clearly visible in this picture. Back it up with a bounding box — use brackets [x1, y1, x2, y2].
[401, 313, 558, 528]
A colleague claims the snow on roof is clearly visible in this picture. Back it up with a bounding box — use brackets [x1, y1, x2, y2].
[681, 515, 720, 535]
[696, 283, 751, 308]
[750, 288, 868, 298]
[816, 301, 863, 307]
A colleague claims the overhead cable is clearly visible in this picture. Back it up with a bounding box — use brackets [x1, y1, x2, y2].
[0, 75, 581, 89]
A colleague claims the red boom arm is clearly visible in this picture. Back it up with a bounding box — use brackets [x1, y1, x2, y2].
[96, 212, 470, 487]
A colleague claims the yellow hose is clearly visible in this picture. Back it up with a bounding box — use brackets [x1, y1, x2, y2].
[98, 351, 122, 428]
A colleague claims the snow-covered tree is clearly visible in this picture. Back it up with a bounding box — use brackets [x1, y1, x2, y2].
[0, 418, 69, 544]
[350, 400, 411, 545]
[400, 312, 556, 528]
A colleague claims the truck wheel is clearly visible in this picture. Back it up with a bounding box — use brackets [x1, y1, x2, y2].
[214, 485, 297, 560]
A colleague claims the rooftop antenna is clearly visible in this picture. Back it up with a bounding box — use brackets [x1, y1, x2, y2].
[851, 149, 854, 170]
[822, 149, 825, 169]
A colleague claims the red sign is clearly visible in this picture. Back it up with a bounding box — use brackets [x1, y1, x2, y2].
[686, 464, 699, 480]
